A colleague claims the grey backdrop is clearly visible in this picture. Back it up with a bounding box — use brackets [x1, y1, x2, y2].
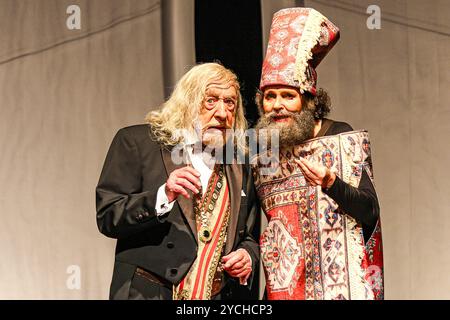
[0, 0, 449, 299]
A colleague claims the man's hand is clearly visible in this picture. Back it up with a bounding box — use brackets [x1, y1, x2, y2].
[165, 166, 201, 202]
[221, 248, 252, 285]
[295, 157, 336, 189]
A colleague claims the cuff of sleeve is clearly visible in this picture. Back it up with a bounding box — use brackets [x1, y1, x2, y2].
[156, 183, 175, 216]
[322, 175, 342, 198]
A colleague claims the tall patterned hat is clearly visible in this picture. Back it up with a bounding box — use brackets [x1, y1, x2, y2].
[260, 8, 340, 95]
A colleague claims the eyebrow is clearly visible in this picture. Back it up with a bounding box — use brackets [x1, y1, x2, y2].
[264, 89, 296, 95]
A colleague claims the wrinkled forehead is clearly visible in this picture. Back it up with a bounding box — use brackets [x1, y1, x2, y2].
[205, 82, 238, 97]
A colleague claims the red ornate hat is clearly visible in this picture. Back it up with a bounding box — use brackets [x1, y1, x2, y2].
[260, 8, 340, 95]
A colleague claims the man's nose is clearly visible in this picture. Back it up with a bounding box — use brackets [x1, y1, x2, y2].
[214, 100, 227, 120]
[273, 96, 285, 111]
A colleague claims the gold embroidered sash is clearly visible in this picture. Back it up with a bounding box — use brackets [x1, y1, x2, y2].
[173, 165, 231, 300]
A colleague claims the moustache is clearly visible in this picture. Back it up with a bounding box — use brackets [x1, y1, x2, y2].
[264, 110, 296, 121]
[204, 124, 232, 130]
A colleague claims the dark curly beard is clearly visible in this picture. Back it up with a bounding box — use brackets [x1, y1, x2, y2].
[255, 108, 315, 148]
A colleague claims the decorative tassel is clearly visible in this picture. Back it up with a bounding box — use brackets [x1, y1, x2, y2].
[345, 216, 374, 300]
[294, 9, 325, 91]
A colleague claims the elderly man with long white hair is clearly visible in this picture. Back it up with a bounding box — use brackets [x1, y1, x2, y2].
[96, 63, 259, 300]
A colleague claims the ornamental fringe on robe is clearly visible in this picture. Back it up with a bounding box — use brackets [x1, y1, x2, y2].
[252, 130, 384, 300]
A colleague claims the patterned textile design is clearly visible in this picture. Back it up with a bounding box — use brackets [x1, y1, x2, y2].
[260, 7, 340, 95]
[253, 130, 384, 300]
[173, 166, 231, 300]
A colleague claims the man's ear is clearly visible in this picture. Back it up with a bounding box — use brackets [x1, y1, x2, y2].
[254, 90, 264, 116]
[254, 91, 262, 106]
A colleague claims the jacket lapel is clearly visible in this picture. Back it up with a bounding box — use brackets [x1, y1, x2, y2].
[161, 147, 198, 243]
[224, 162, 242, 254]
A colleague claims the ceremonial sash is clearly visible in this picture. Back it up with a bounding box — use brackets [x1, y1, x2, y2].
[173, 166, 231, 300]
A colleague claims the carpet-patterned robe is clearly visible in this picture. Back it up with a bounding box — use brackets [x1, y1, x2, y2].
[252, 130, 383, 300]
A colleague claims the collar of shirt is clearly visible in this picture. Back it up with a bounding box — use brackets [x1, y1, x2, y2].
[182, 132, 215, 193]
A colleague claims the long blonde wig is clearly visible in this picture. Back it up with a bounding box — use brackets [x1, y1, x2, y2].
[146, 63, 248, 150]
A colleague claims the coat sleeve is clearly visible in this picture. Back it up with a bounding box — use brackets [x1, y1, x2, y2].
[96, 128, 161, 239]
[235, 166, 261, 290]
[323, 170, 379, 238]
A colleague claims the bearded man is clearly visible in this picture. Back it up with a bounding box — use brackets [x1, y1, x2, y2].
[96, 63, 259, 300]
[253, 8, 384, 300]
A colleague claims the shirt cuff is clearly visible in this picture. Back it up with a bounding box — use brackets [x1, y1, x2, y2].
[155, 183, 175, 216]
